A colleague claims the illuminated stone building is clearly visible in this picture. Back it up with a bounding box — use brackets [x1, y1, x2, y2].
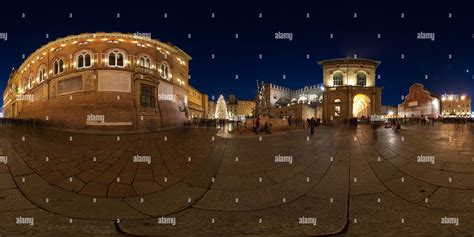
[263, 83, 324, 108]
[381, 105, 398, 118]
[236, 100, 256, 117]
[318, 58, 382, 122]
[2, 32, 199, 130]
[188, 85, 208, 119]
[207, 100, 216, 119]
[398, 83, 440, 119]
[440, 94, 471, 118]
[227, 95, 238, 117]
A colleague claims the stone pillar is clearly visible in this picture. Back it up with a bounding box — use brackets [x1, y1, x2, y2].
[348, 91, 352, 119]
[322, 93, 327, 123]
[372, 92, 376, 115]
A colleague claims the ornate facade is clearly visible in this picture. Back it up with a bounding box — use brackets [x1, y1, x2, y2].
[318, 58, 382, 122]
[398, 83, 440, 119]
[188, 85, 208, 119]
[3, 32, 195, 130]
[263, 83, 324, 108]
[440, 93, 471, 118]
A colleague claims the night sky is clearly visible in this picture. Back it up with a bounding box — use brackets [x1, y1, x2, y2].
[1, 1, 473, 109]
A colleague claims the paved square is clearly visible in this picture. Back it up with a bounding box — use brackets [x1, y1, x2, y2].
[0, 123, 473, 235]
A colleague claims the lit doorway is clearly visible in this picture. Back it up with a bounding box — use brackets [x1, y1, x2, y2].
[353, 94, 370, 118]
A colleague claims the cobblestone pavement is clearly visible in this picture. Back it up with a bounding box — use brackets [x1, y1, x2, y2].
[0, 123, 473, 235]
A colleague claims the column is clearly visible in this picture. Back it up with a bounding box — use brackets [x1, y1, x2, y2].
[372, 92, 376, 115]
[348, 91, 352, 118]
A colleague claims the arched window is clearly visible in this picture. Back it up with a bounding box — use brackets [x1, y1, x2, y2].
[159, 61, 171, 80]
[108, 49, 125, 67]
[53, 59, 64, 75]
[28, 75, 33, 89]
[76, 51, 92, 69]
[38, 66, 46, 83]
[145, 58, 151, 68]
[357, 72, 367, 86]
[333, 72, 343, 86]
[138, 55, 151, 68]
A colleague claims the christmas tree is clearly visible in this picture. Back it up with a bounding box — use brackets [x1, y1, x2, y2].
[215, 94, 228, 119]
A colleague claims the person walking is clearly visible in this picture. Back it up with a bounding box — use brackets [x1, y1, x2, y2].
[310, 117, 316, 135]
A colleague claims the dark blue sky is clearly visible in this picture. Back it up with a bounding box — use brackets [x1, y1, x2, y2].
[1, 1, 473, 108]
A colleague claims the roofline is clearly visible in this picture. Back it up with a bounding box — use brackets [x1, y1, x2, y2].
[317, 58, 381, 67]
[14, 32, 192, 77]
[408, 83, 440, 99]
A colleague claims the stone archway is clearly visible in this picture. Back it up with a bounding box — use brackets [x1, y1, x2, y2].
[353, 94, 371, 118]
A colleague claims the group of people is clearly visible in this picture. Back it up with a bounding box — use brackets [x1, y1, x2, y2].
[253, 117, 273, 134]
[420, 115, 435, 126]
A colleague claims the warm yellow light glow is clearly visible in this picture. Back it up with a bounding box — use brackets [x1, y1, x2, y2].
[461, 95, 466, 100]
[352, 94, 371, 118]
[61, 44, 66, 47]
[101, 38, 108, 41]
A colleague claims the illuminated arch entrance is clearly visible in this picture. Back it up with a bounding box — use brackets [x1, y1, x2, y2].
[353, 94, 371, 118]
